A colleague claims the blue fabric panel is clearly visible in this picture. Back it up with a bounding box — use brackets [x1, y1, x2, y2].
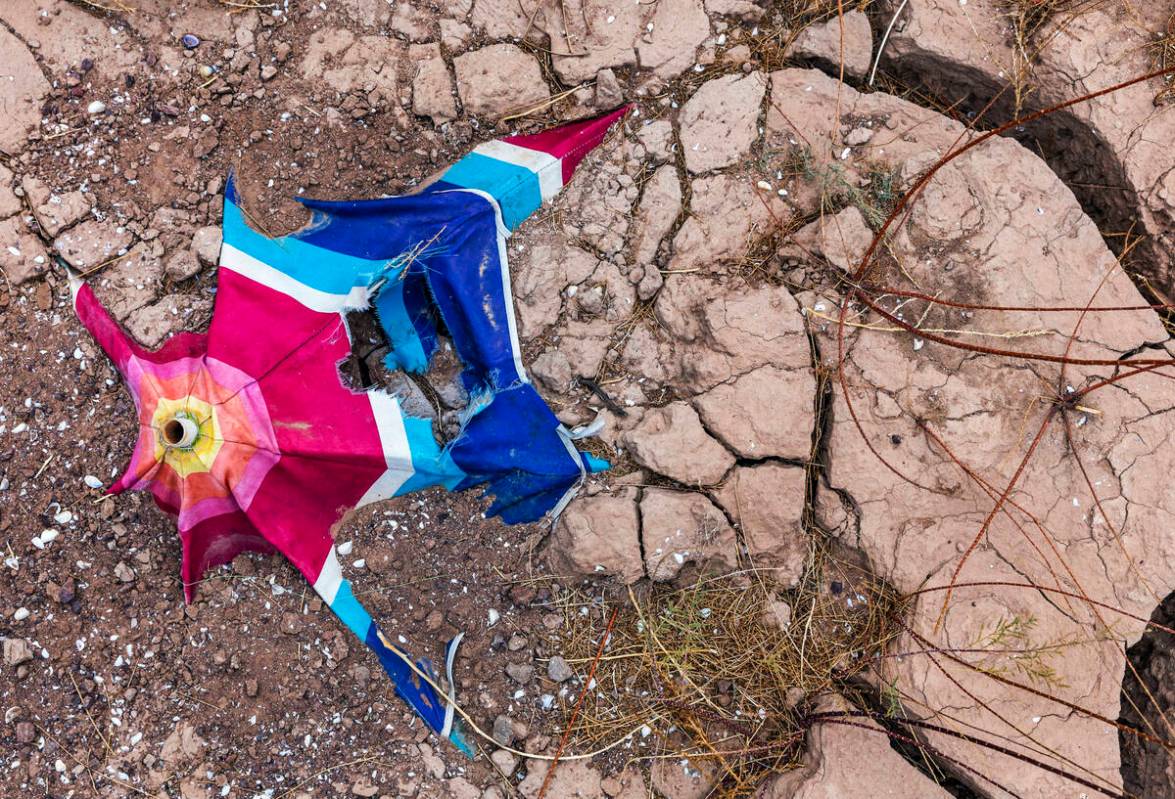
[364, 623, 448, 733]
[448, 384, 583, 524]
[330, 580, 373, 639]
[439, 152, 542, 231]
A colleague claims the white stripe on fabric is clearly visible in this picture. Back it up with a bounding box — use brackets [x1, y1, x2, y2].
[221, 243, 369, 313]
[313, 547, 343, 605]
[440, 631, 464, 738]
[437, 188, 528, 386]
[357, 389, 416, 507]
[473, 140, 563, 202]
[548, 424, 587, 520]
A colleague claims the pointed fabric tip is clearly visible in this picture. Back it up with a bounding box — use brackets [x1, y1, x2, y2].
[503, 105, 631, 184]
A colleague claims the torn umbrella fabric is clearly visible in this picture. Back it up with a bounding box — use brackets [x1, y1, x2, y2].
[71, 108, 627, 753]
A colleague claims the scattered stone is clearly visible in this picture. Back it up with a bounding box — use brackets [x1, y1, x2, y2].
[679, 72, 767, 173]
[3, 637, 33, 666]
[650, 751, 719, 799]
[0, 27, 49, 155]
[762, 695, 952, 798]
[635, 120, 674, 163]
[714, 464, 808, 586]
[15, 721, 35, 744]
[54, 220, 133, 271]
[489, 749, 518, 776]
[86, 100, 107, 115]
[623, 403, 734, 486]
[518, 760, 602, 799]
[546, 655, 573, 683]
[412, 44, 458, 123]
[593, 68, 623, 109]
[548, 489, 644, 583]
[260, 64, 278, 81]
[0, 217, 49, 285]
[191, 225, 223, 266]
[641, 488, 736, 581]
[114, 562, 135, 583]
[629, 164, 681, 270]
[164, 248, 201, 282]
[530, 349, 572, 393]
[23, 177, 92, 237]
[491, 714, 516, 746]
[789, 10, 873, 79]
[637, 0, 710, 78]
[454, 44, 549, 118]
[505, 661, 534, 684]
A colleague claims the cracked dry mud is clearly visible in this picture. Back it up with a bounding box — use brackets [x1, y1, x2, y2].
[1, 1, 1174, 798]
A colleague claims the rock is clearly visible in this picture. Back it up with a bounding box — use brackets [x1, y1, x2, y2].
[164, 248, 201, 282]
[763, 599, 791, 631]
[412, 44, 457, 123]
[679, 72, 766, 174]
[548, 488, 644, 583]
[764, 696, 952, 798]
[649, 751, 719, 799]
[791, 204, 874, 273]
[191, 226, 222, 266]
[531, 350, 573, 393]
[713, 464, 807, 586]
[0, 217, 49, 285]
[54, 220, 134, 271]
[704, 0, 764, 20]
[114, 561, 136, 583]
[780, 67, 1173, 797]
[668, 174, 780, 271]
[518, 760, 602, 799]
[391, 1, 435, 41]
[90, 244, 164, 322]
[629, 164, 681, 269]
[23, 177, 92, 237]
[636, 0, 710, 78]
[624, 402, 733, 485]
[14, 721, 35, 744]
[623, 278, 810, 395]
[491, 714, 516, 746]
[0, 27, 48, 154]
[489, 748, 518, 776]
[693, 365, 815, 458]
[505, 661, 534, 684]
[635, 120, 674, 164]
[2, 637, 33, 666]
[546, 655, 573, 683]
[300, 31, 402, 94]
[125, 294, 212, 349]
[512, 240, 598, 340]
[876, 0, 1175, 298]
[641, 488, 736, 581]
[454, 45, 549, 118]
[351, 778, 379, 798]
[0, 164, 21, 218]
[540, 0, 641, 83]
[160, 722, 206, 765]
[260, 64, 278, 81]
[593, 68, 623, 109]
[789, 10, 873, 79]
[470, 0, 535, 40]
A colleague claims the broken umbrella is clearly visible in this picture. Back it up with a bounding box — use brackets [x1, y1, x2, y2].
[70, 108, 628, 753]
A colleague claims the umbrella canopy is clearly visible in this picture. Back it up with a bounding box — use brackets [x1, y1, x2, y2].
[73, 108, 628, 751]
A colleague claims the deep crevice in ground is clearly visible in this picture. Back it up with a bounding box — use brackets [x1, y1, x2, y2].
[1119, 588, 1175, 795]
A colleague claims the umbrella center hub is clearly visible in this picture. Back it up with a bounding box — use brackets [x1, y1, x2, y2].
[161, 415, 200, 449]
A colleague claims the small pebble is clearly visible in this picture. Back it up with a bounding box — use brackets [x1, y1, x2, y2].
[182, 34, 201, 49]
[86, 100, 106, 115]
[14, 607, 30, 621]
[84, 475, 103, 489]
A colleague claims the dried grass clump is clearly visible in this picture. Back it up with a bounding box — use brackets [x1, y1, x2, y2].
[553, 550, 907, 797]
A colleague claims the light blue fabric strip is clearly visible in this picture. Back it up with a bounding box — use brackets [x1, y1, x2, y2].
[440, 153, 541, 231]
[223, 199, 396, 294]
[330, 579, 374, 640]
